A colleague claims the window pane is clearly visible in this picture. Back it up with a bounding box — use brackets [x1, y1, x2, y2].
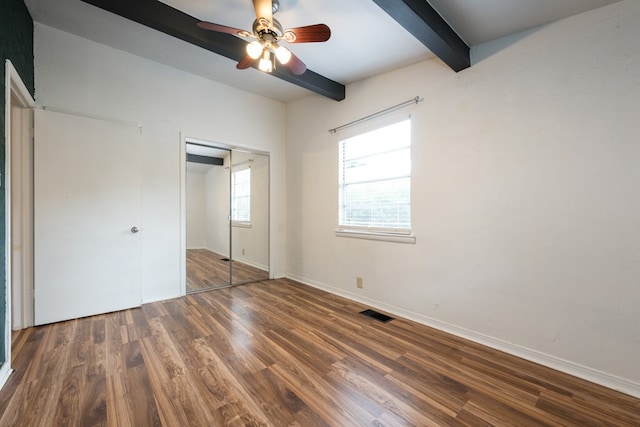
[343, 148, 410, 184]
[232, 168, 250, 222]
[340, 177, 410, 228]
[342, 120, 410, 159]
[339, 119, 411, 231]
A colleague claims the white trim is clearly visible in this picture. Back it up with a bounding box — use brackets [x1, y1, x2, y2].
[0, 363, 11, 391]
[335, 229, 416, 244]
[179, 133, 187, 296]
[333, 110, 414, 143]
[4, 60, 36, 391]
[6, 61, 33, 109]
[232, 221, 252, 228]
[329, 96, 422, 134]
[9, 97, 33, 330]
[286, 273, 640, 399]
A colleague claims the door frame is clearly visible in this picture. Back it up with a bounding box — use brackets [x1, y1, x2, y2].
[179, 133, 271, 295]
[3, 60, 35, 390]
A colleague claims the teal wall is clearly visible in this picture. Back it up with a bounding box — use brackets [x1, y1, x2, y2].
[0, 0, 35, 362]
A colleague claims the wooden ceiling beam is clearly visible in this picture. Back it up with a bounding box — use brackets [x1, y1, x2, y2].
[371, 0, 470, 72]
[81, 0, 346, 101]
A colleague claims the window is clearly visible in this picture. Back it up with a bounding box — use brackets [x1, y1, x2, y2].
[232, 167, 251, 225]
[338, 119, 412, 241]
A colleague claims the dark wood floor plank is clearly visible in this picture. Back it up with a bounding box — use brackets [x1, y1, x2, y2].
[197, 362, 272, 426]
[0, 328, 43, 412]
[2, 279, 639, 426]
[21, 321, 77, 426]
[461, 390, 552, 426]
[184, 299, 270, 379]
[106, 372, 134, 427]
[239, 367, 302, 424]
[269, 361, 370, 426]
[536, 389, 639, 426]
[53, 363, 85, 427]
[137, 335, 192, 426]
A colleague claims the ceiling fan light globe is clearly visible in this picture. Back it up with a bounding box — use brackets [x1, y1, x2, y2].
[246, 41, 263, 59]
[275, 46, 292, 64]
[259, 58, 273, 72]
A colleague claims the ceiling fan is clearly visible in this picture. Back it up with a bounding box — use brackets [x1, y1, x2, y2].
[197, 0, 331, 75]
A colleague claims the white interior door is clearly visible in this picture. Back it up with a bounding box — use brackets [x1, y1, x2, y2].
[34, 109, 142, 325]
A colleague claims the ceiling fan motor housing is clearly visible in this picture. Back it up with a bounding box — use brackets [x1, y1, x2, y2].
[253, 18, 283, 40]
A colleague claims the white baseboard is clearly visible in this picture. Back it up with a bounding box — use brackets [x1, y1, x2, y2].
[233, 257, 268, 272]
[0, 365, 13, 392]
[198, 246, 268, 272]
[286, 274, 640, 399]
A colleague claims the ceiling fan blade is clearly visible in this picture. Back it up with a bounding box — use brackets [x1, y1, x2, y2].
[253, 0, 273, 24]
[237, 54, 257, 70]
[284, 52, 307, 75]
[283, 24, 331, 43]
[198, 21, 251, 37]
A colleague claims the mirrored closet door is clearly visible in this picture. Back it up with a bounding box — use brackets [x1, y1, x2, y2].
[230, 150, 270, 286]
[185, 141, 269, 293]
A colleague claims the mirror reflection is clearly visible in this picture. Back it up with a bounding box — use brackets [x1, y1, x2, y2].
[231, 151, 270, 285]
[185, 142, 269, 293]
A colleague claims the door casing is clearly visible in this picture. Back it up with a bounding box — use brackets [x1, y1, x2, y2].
[3, 60, 35, 391]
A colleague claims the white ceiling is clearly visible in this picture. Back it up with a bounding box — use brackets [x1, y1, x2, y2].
[25, 0, 621, 103]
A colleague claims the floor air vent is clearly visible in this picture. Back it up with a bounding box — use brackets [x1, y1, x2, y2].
[220, 258, 231, 262]
[360, 309, 394, 323]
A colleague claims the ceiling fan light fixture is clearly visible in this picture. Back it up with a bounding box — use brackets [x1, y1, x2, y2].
[199, 0, 329, 76]
[258, 49, 273, 72]
[246, 41, 263, 59]
[258, 58, 273, 72]
[275, 45, 292, 64]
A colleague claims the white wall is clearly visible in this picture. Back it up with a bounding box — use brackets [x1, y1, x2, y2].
[34, 24, 287, 303]
[232, 152, 269, 270]
[204, 161, 230, 256]
[285, 0, 640, 396]
[185, 171, 206, 249]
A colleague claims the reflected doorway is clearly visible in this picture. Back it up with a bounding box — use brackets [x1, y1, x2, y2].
[184, 141, 269, 293]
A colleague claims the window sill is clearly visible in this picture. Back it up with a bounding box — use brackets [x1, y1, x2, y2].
[232, 222, 252, 228]
[335, 229, 416, 244]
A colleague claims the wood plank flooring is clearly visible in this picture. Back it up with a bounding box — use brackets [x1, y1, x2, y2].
[186, 249, 268, 292]
[2, 279, 639, 426]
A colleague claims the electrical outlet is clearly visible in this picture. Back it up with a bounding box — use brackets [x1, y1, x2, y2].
[356, 277, 363, 289]
[242, 248, 245, 255]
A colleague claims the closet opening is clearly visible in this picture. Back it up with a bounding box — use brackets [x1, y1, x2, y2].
[183, 140, 269, 294]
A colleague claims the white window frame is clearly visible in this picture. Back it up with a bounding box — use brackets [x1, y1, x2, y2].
[336, 116, 415, 244]
[231, 166, 251, 227]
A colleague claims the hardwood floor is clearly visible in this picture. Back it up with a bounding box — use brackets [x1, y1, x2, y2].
[2, 279, 639, 426]
[186, 249, 268, 292]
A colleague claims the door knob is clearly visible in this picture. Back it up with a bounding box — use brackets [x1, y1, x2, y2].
[131, 226, 139, 233]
